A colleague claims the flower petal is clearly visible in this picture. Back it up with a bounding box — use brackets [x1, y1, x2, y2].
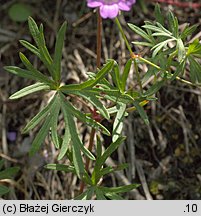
[87, 1, 103, 8]
[100, 4, 119, 19]
[118, 0, 136, 11]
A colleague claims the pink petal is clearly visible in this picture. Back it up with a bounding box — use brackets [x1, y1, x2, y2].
[87, 1, 103, 8]
[118, 0, 136, 11]
[100, 4, 119, 19]
[118, 2, 130, 11]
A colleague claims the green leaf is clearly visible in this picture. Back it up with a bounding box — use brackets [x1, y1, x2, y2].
[72, 140, 85, 179]
[28, 17, 54, 77]
[44, 164, 75, 174]
[128, 23, 153, 43]
[0, 185, 10, 196]
[99, 184, 140, 194]
[53, 21, 67, 82]
[132, 41, 153, 47]
[60, 98, 89, 177]
[9, 82, 50, 100]
[133, 101, 149, 125]
[23, 95, 57, 134]
[95, 187, 107, 200]
[96, 135, 102, 159]
[19, 52, 55, 85]
[29, 107, 55, 156]
[154, 4, 164, 25]
[38, 24, 54, 77]
[0, 167, 20, 180]
[142, 24, 171, 35]
[143, 80, 166, 97]
[110, 63, 121, 90]
[74, 190, 88, 200]
[100, 163, 128, 177]
[72, 91, 110, 120]
[187, 39, 201, 56]
[152, 39, 175, 57]
[59, 92, 110, 136]
[8, 3, 32, 22]
[28, 16, 40, 46]
[19, 40, 40, 57]
[86, 187, 95, 200]
[58, 104, 71, 160]
[121, 59, 132, 92]
[27, 96, 59, 156]
[177, 38, 186, 61]
[181, 24, 198, 40]
[189, 56, 201, 83]
[92, 137, 125, 183]
[50, 104, 60, 149]
[4, 66, 51, 83]
[60, 60, 114, 90]
[170, 60, 186, 81]
[105, 192, 124, 200]
[168, 11, 179, 38]
[112, 103, 126, 142]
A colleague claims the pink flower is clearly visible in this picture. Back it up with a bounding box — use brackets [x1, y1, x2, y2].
[87, 0, 136, 19]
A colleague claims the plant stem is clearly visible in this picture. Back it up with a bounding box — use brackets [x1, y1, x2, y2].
[96, 11, 102, 68]
[115, 17, 143, 93]
[79, 9, 102, 194]
[133, 58, 143, 93]
[115, 17, 133, 55]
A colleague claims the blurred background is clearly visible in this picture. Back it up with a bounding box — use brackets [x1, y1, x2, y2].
[0, 0, 201, 199]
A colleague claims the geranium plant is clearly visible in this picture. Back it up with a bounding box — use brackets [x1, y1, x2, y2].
[4, 2, 201, 199]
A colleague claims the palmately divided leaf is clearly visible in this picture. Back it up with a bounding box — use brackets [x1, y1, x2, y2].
[9, 82, 50, 100]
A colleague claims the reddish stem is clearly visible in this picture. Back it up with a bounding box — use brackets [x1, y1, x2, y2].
[151, 0, 201, 8]
[79, 9, 102, 194]
[96, 10, 102, 68]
